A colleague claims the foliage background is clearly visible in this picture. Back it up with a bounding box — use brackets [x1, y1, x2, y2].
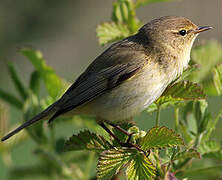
[0, 0, 222, 179]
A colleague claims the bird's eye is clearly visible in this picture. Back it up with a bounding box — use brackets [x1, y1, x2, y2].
[179, 30, 187, 36]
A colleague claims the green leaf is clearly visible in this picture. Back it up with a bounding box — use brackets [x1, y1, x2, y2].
[178, 121, 193, 144]
[213, 63, 222, 95]
[173, 149, 201, 161]
[96, 22, 130, 46]
[202, 110, 222, 141]
[175, 64, 199, 83]
[0, 89, 23, 109]
[126, 153, 156, 180]
[7, 62, 28, 100]
[29, 71, 41, 95]
[64, 130, 112, 152]
[23, 93, 47, 144]
[198, 140, 222, 160]
[140, 126, 184, 151]
[148, 81, 206, 112]
[112, 0, 134, 24]
[20, 48, 63, 99]
[135, 0, 171, 8]
[190, 41, 222, 82]
[112, 0, 140, 33]
[198, 140, 221, 155]
[162, 81, 206, 101]
[97, 148, 136, 180]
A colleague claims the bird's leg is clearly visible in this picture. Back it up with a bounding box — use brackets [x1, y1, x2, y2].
[108, 123, 134, 144]
[99, 122, 147, 155]
[99, 122, 122, 145]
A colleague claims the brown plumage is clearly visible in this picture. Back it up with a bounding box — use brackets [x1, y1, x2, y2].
[1, 16, 212, 141]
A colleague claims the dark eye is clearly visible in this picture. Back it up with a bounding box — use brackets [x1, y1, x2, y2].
[179, 30, 187, 36]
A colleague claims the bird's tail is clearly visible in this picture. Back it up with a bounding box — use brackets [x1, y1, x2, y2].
[1, 101, 58, 141]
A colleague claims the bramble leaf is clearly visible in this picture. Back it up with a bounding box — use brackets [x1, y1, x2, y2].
[96, 22, 130, 46]
[140, 126, 184, 151]
[173, 149, 201, 161]
[97, 148, 156, 180]
[20, 48, 63, 99]
[64, 130, 112, 152]
[147, 81, 206, 112]
[97, 148, 136, 180]
[162, 81, 206, 101]
[126, 153, 156, 180]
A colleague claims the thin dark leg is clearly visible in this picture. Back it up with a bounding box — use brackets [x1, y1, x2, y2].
[109, 123, 131, 136]
[109, 123, 134, 144]
[99, 122, 147, 155]
[99, 122, 122, 144]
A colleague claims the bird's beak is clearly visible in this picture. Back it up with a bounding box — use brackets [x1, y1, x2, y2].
[193, 26, 213, 34]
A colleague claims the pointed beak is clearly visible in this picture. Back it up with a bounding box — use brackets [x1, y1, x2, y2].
[193, 26, 213, 34]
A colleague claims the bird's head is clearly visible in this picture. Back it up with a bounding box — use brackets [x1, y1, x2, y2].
[139, 16, 212, 55]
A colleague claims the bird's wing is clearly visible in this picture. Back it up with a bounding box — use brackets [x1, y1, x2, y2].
[49, 40, 148, 122]
[48, 63, 143, 122]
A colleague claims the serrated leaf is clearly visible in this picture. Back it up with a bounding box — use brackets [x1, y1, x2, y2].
[155, 96, 184, 108]
[20, 48, 63, 99]
[135, 0, 171, 8]
[149, 81, 205, 111]
[96, 22, 130, 46]
[64, 130, 112, 152]
[140, 126, 184, 151]
[162, 81, 206, 101]
[173, 149, 201, 161]
[7, 62, 28, 100]
[97, 148, 136, 180]
[126, 153, 156, 180]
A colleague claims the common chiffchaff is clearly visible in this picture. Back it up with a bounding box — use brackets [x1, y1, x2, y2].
[2, 16, 212, 141]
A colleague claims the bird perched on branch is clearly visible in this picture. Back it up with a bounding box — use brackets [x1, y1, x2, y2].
[1, 16, 212, 144]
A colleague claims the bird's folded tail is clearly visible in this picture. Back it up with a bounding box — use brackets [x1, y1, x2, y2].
[1, 102, 58, 142]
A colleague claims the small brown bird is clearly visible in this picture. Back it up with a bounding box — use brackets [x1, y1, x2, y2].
[1, 16, 212, 142]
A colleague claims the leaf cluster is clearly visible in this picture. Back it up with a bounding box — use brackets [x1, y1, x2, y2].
[1, 0, 222, 180]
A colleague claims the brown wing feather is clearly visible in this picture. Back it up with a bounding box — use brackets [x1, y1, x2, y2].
[48, 36, 149, 123]
[48, 63, 141, 123]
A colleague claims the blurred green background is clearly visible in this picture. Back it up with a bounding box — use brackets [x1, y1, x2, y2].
[0, 0, 222, 179]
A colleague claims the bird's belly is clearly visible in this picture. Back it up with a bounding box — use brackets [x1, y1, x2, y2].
[75, 67, 168, 122]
